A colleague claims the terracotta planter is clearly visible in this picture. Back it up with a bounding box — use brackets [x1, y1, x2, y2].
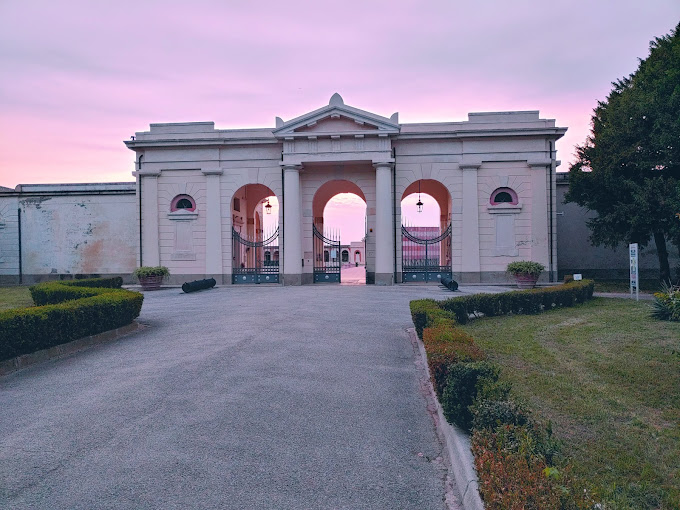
[514, 273, 539, 289]
[139, 275, 163, 291]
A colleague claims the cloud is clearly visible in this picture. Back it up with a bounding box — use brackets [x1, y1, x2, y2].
[1, 0, 678, 186]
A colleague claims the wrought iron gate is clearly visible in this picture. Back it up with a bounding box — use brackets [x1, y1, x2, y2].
[232, 227, 279, 284]
[401, 224, 452, 282]
[313, 224, 341, 283]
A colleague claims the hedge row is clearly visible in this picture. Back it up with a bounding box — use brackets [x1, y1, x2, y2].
[1, 278, 143, 362]
[438, 279, 595, 324]
[409, 280, 597, 509]
[29, 277, 124, 306]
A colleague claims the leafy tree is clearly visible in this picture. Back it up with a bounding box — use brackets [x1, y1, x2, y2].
[566, 23, 680, 283]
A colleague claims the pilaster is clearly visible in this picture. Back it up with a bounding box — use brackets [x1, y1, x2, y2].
[202, 169, 223, 277]
[139, 171, 160, 267]
[460, 163, 480, 281]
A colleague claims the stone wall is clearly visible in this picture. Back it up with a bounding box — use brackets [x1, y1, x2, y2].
[556, 176, 679, 280]
[0, 183, 137, 284]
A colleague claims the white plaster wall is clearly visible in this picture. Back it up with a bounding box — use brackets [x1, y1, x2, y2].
[19, 194, 137, 277]
[478, 162, 534, 270]
[157, 170, 207, 275]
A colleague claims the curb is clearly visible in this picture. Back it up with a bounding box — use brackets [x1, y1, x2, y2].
[408, 327, 485, 510]
[0, 321, 144, 377]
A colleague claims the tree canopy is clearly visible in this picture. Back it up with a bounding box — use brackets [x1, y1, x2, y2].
[566, 23, 680, 283]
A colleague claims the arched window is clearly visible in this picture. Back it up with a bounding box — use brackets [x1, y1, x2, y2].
[341, 250, 349, 262]
[170, 194, 196, 212]
[490, 188, 518, 205]
[354, 251, 361, 262]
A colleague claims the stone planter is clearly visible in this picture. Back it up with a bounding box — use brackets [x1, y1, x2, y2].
[514, 274, 539, 289]
[139, 275, 163, 291]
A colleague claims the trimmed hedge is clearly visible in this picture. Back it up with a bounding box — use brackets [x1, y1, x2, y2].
[438, 279, 595, 324]
[410, 280, 597, 508]
[29, 277, 124, 306]
[423, 324, 486, 397]
[1, 278, 143, 362]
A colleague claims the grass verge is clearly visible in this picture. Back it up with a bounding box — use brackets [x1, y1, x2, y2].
[0, 286, 34, 311]
[459, 297, 680, 509]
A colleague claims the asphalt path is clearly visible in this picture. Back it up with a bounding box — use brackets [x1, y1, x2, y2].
[0, 284, 508, 509]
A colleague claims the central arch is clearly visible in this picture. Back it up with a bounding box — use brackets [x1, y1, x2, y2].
[311, 179, 368, 284]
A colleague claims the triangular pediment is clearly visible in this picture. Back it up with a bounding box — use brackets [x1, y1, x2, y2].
[273, 93, 399, 138]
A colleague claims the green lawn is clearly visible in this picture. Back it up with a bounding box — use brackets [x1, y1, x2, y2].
[459, 298, 680, 509]
[0, 286, 34, 311]
[593, 278, 662, 294]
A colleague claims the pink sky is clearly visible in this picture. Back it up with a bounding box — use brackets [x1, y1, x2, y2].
[1, 1, 678, 193]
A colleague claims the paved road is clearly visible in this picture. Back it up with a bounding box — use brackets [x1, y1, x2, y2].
[0, 284, 509, 509]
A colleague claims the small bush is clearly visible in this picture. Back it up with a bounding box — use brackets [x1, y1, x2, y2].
[423, 324, 486, 396]
[441, 361, 501, 431]
[410, 299, 456, 338]
[472, 425, 594, 510]
[1, 278, 143, 362]
[651, 283, 680, 322]
[472, 399, 531, 431]
[133, 266, 170, 279]
[506, 260, 545, 277]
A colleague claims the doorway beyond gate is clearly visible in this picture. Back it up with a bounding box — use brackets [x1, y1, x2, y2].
[401, 224, 452, 282]
[232, 228, 280, 283]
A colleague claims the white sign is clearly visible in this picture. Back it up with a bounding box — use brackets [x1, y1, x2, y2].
[629, 243, 639, 301]
[573, 274, 582, 281]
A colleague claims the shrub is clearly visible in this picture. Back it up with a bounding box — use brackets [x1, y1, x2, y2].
[472, 425, 594, 510]
[423, 324, 486, 396]
[472, 399, 531, 431]
[410, 299, 456, 338]
[441, 361, 501, 431]
[651, 283, 680, 321]
[133, 266, 170, 279]
[1, 278, 143, 362]
[506, 260, 545, 277]
[439, 280, 595, 321]
[29, 277, 124, 306]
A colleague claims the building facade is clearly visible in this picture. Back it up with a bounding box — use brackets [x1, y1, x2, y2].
[125, 93, 566, 285]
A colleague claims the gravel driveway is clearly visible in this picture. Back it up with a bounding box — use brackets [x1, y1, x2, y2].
[1, 284, 505, 509]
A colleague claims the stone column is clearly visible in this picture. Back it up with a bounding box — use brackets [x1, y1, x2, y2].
[460, 163, 481, 282]
[203, 169, 223, 279]
[282, 164, 303, 285]
[374, 161, 394, 285]
[140, 171, 161, 267]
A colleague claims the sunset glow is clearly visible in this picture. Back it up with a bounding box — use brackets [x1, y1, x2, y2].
[1, 1, 677, 192]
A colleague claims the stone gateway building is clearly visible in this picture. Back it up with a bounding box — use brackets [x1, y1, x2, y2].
[125, 93, 565, 285]
[9, 94, 664, 286]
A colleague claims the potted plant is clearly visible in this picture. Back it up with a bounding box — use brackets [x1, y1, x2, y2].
[506, 261, 545, 289]
[133, 266, 170, 291]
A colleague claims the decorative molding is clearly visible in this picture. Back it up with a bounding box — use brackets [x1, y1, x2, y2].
[487, 204, 522, 214]
[167, 210, 199, 220]
[459, 163, 481, 171]
[201, 168, 223, 176]
[527, 159, 552, 168]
